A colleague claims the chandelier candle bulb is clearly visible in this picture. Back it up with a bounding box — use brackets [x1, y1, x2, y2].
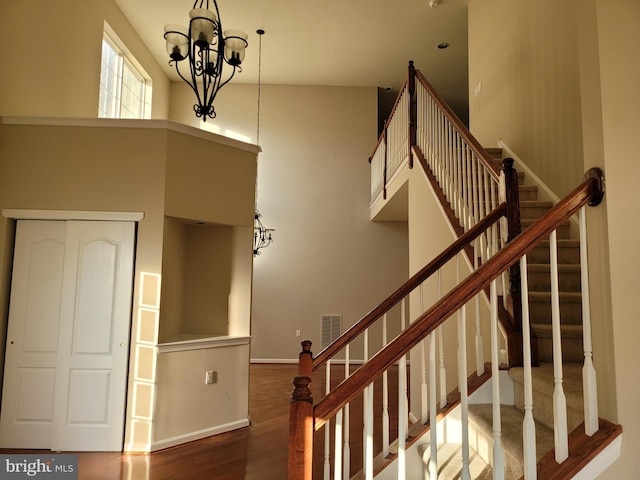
[189, 8, 216, 44]
[163, 0, 248, 120]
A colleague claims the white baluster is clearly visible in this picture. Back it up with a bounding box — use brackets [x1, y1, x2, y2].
[438, 326, 447, 409]
[365, 381, 374, 480]
[458, 255, 471, 480]
[483, 168, 491, 260]
[491, 280, 505, 479]
[334, 409, 343, 480]
[520, 256, 537, 479]
[579, 206, 599, 436]
[438, 269, 447, 409]
[549, 230, 569, 462]
[420, 283, 429, 425]
[398, 351, 407, 480]
[362, 329, 373, 479]
[472, 154, 479, 228]
[462, 147, 473, 231]
[324, 361, 331, 480]
[382, 314, 390, 457]
[402, 298, 409, 436]
[475, 238, 484, 376]
[429, 331, 438, 480]
[343, 345, 351, 479]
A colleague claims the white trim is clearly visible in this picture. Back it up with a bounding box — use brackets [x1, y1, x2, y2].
[2, 209, 144, 222]
[497, 139, 560, 204]
[497, 139, 579, 235]
[1, 116, 261, 154]
[572, 434, 622, 480]
[149, 418, 250, 452]
[251, 358, 300, 364]
[157, 335, 250, 353]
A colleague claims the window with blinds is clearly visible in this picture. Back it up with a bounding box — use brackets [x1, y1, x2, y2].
[99, 31, 150, 119]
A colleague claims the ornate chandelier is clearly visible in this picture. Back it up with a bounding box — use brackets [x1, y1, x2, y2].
[253, 211, 275, 256]
[164, 0, 248, 121]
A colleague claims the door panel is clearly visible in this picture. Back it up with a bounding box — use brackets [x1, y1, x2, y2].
[0, 221, 65, 448]
[53, 221, 135, 451]
[0, 220, 135, 451]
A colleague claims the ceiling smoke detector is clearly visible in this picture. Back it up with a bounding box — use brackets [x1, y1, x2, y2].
[429, 0, 440, 7]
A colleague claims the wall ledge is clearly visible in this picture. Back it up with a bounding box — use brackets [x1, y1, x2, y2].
[2, 209, 144, 222]
[157, 335, 251, 353]
[0, 116, 261, 155]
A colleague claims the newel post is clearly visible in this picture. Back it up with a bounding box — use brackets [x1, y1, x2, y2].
[408, 60, 417, 169]
[503, 158, 522, 334]
[288, 341, 314, 480]
[503, 158, 533, 367]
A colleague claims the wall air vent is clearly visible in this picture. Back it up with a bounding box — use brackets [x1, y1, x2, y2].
[321, 314, 342, 349]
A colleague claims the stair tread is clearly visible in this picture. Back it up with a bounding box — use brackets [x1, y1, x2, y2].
[531, 323, 583, 337]
[527, 263, 581, 272]
[534, 239, 580, 246]
[417, 442, 494, 479]
[509, 363, 584, 402]
[468, 403, 554, 462]
[520, 200, 554, 207]
[528, 291, 582, 301]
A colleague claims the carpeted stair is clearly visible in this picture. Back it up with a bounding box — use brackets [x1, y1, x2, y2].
[459, 150, 587, 478]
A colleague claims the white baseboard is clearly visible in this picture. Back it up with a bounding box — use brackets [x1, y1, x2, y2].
[250, 358, 299, 364]
[572, 434, 622, 480]
[150, 418, 250, 452]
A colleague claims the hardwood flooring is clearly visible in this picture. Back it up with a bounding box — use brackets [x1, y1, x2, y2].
[0, 363, 398, 480]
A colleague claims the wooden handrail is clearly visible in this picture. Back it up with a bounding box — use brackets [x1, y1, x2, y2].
[368, 77, 409, 161]
[313, 169, 604, 428]
[414, 69, 500, 180]
[312, 202, 507, 371]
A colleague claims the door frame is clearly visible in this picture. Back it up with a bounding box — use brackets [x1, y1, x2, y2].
[1, 209, 144, 450]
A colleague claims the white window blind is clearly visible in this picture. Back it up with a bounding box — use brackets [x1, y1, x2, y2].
[99, 34, 148, 119]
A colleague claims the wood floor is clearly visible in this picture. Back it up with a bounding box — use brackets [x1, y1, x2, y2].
[0, 363, 398, 480]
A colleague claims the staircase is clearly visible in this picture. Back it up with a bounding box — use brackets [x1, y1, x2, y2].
[288, 63, 620, 480]
[447, 149, 588, 479]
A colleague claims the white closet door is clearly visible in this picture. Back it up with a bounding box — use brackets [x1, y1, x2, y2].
[0, 221, 66, 448]
[0, 220, 135, 451]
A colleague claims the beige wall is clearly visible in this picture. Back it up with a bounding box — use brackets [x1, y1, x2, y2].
[470, 0, 640, 475]
[592, 0, 640, 476]
[0, 120, 257, 452]
[153, 343, 250, 447]
[406, 167, 493, 414]
[171, 82, 409, 360]
[468, 0, 584, 198]
[0, 122, 168, 451]
[0, 0, 169, 119]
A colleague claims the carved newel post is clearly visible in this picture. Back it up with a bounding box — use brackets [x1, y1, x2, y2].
[288, 341, 314, 480]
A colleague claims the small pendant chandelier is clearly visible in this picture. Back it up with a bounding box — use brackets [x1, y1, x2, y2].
[252, 30, 275, 257]
[164, 0, 248, 121]
[253, 211, 275, 256]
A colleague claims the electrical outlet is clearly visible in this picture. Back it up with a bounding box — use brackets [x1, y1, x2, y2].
[205, 370, 217, 384]
[296, 329, 301, 337]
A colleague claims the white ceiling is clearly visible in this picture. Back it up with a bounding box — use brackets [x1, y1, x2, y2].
[114, 0, 470, 120]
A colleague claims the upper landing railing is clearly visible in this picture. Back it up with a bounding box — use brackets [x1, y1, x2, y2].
[370, 61, 524, 366]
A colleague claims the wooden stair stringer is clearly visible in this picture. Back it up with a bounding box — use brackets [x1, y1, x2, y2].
[520, 418, 622, 480]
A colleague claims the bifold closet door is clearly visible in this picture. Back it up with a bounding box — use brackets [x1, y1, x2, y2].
[0, 220, 135, 451]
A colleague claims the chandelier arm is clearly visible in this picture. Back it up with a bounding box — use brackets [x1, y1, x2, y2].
[189, 43, 209, 113]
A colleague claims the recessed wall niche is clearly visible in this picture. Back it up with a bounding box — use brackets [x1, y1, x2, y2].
[159, 216, 234, 343]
